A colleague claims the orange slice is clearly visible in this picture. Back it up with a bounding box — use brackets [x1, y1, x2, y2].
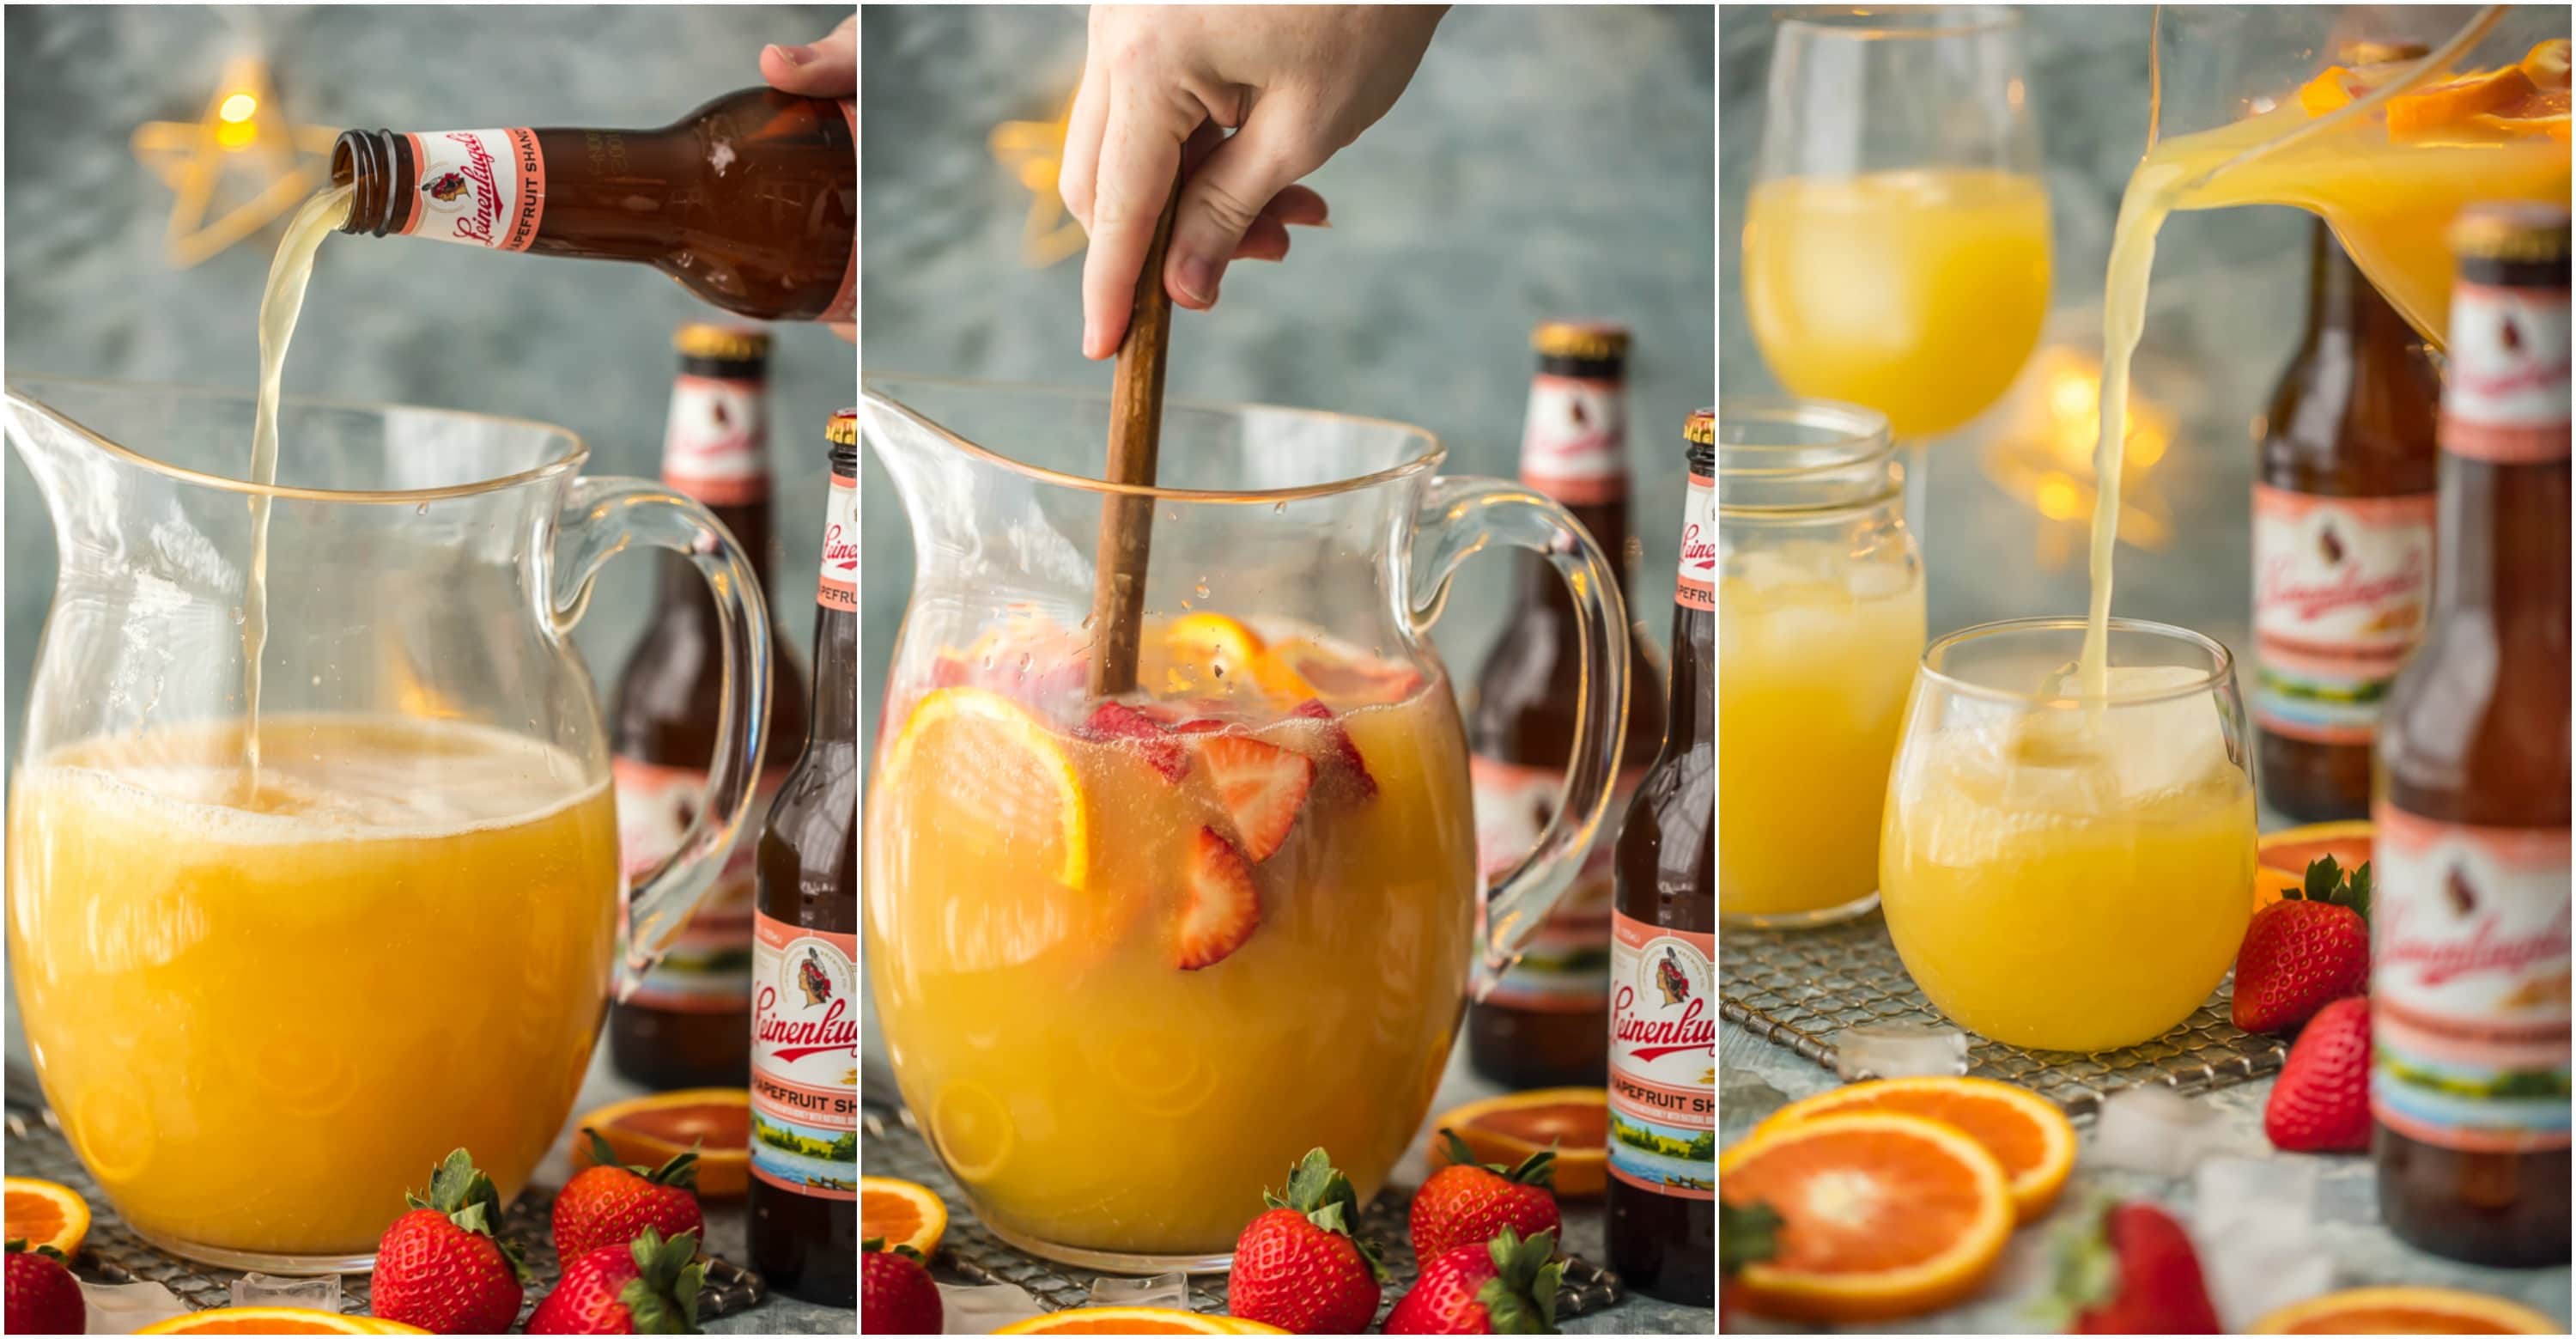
[137, 1309, 384, 1335]
[571, 1089, 750, 1199]
[2471, 88, 2573, 138]
[1748, 1077, 2075, 1223]
[2257, 819, 2373, 910]
[1161, 614, 1316, 702]
[2524, 39, 2572, 92]
[2299, 66, 2358, 116]
[1427, 1087, 1610, 1199]
[860, 1175, 949, 1257]
[995, 1306, 1241, 1334]
[1718, 1111, 2014, 1324]
[2250, 1285, 2563, 1334]
[881, 685, 1090, 889]
[2387, 65, 2537, 137]
[3, 1178, 89, 1259]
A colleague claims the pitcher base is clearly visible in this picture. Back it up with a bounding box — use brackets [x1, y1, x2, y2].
[981, 1218, 1238, 1275]
[127, 1224, 380, 1276]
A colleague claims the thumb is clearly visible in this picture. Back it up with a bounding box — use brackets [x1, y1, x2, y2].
[763, 16, 856, 98]
[1163, 107, 1327, 308]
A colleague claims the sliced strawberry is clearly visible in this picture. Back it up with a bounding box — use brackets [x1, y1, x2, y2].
[1080, 702, 1188, 782]
[1291, 699, 1380, 800]
[1177, 827, 1262, 969]
[1193, 733, 1315, 860]
[1171, 718, 1230, 735]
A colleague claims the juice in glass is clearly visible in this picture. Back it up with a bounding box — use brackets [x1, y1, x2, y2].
[7, 715, 617, 1260]
[866, 614, 1475, 1260]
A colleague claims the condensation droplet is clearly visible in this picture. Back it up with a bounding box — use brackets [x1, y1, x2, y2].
[415, 502, 428, 515]
[1273, 502, 1287, 515]
[1193, 581, 1211, 600]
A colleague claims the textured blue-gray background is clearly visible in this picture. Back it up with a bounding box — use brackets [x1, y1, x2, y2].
[1724, 3, 2318, 654]
[860, 3, 1717, 758]
[3, 3, 855, 764]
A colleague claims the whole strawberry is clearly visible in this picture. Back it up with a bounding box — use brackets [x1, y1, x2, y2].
[372, 1148, 532, 1336]
[555, 1129, 705, 1263]
[1226, 1148, 1388, 1335]
[2054, 1200, 2219, 1334]
[2265, 995, 2372, 1152]
[860, 1238, 943, 1336]
[5, 1239, 83, 1336]
[528, 1225, 706, 1335]
[1412, 1129, 1560, 1264]
[2233, 856, 2372, 1034]
[1384, 1225, 1564, 1335]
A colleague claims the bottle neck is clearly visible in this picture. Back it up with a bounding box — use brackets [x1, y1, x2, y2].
[807, 468, 861, 745]
[2308, 220, 2419, 356]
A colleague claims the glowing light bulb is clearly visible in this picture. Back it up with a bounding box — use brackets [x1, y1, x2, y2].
[218, 93, 257, 123]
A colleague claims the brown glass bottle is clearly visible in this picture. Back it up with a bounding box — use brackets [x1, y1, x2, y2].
[2372, 204, 2571, 1269]
[331, 88, 854, 321]
[1466, 322, 1668, 1090]
[1604, 414, 1714, 1307]
[747, 414, 858, 1306]
[2252, 218, 2443, 821]
[606, 326, 811, 1090]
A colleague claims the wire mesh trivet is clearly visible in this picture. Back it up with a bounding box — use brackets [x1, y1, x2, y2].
[863, 1104, 1624, 1324]
[1722, 909, 2287, 1118]
[3, 1097, 763, 1324]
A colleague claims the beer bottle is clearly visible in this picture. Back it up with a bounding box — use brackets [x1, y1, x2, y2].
[331, 88, 853, 321]
[1604, 411, 1715, 1306]
[1465, 321, 1666, 1089]
[2252, 218, 2442, 820]
[2372, 203, 2570, 1269]
[747, 411, 859, 1306]
[605, 325, 811, 1090]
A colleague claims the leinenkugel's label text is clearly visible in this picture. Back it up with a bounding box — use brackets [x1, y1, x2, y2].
[819, 472, 856, 611]
[399, 129, 544, 252]
[662, 374, 769, 507]
[1607, 914, 1714, 1199]
[1521, 372, 1627, 504]
[1677, 466, 1715, 612]
[750, 914, 857, 1200]
[2250, 485, 2436, 745]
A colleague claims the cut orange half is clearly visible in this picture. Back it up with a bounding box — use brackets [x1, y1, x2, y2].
[137, 1309, 384, 1335]
[2387, 65, 2537, 137]
[2250, 1285, 2563, 1334]
[1427, 1087, 1610, 1198]
[2257, 819, 2373, 910]
[860, 1175, 949, 1257]
[572, 1088, 750, 1199]
[3, 1177, 89, 1259]
[995, 1306, 1241, 1334]
[1749, 1077, 2075, 1223]
[1718, 1111, 2014, 1323]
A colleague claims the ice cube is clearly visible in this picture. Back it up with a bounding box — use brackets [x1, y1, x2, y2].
[1832, 1023, 1969, 1080]
[2049, 666, 2235, 802]
[1090, 1271, 1190, 1310]
[938, 1281, 1046, 1335]
[231, 1272, 342, 1313]
[76, 1281, 189, 1335]
[2192, 1156, 2332, 1330]
[2088, 1084, 2234, 1177]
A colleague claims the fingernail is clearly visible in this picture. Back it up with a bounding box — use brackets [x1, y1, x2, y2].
[1082, 317, 1108, 361]
[1175, 253, 1218, 305]
[768, 43, 814, 67]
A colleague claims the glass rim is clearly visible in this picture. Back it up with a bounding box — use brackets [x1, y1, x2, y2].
[3, 374, 589, 504]
[1918, 615, 2237, 707]
[860, 372, 1449, 504]
[1777, 5, 2022, 40]
[1716, 394, 1897, 478]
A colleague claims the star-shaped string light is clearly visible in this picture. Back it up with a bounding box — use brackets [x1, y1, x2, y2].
[131, 55, 342, 270]
[988, 93, 1088, 270]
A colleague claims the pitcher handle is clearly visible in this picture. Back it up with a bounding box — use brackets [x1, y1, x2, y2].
[549, 476, 772, 984]
[1408, 476, 1631, 989]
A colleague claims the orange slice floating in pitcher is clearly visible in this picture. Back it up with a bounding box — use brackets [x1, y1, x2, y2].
[996, 1306, 1245, 1334]
[2298, 65, 2360, 116]
[1748, 1076, 2076, 1222]
[1718, 1111, 2014, 1324]
[2249, 1285, 2563, 1334]
[882, 686, 1090, 889]
[137, 1309, 392, 1335]
[2523, 38, 2572, 92]
[1428, 1087, 1611, 1198]
[572, 1089, 750, 1199]
[1162, 613, 1317, 702]
[3, 1178, 89, 1259]
[2386, 65, 2537, 137]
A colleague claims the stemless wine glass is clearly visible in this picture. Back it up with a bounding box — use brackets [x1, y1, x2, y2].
[1880, 618, 2258, 1052]
[1744, 4, 2052, 526]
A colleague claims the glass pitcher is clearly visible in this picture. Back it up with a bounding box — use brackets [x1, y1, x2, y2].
[860, 374, 1631, 1272]
[2, 374, 771, 1272]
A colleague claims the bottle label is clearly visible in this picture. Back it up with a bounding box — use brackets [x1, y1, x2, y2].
[750, 913, 858, 1200]
[2371, 804, 2573, 1154]
[1471, 758, 1643, 1011]
[2443, 279, 2571, 463]
[662, 374, 769, 506]
[1607, 913, 1715, 1200]
[2250, 485, 2436, 744]
[819, 472, 857, 611]
[399, 129, 544, 253]
[1520, 374, 1627, 504]
[611, 758, 784, 1011]
[1678, 466, 1715, 612]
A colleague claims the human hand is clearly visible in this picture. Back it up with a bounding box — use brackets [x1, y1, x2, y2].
[762, 15, 856, 340]
[1060, 4, 1445, 358]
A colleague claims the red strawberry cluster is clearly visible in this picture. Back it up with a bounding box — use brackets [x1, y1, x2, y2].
[2232, 856, 2376, 1153]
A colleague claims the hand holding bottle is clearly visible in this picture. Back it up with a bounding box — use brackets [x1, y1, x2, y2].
[763, 15, 857, 341]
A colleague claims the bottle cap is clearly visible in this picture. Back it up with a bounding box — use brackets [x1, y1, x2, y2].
[2451, 203, 2572, 266]
[1532, 320, 1629, 363]
[675, 324, 773, 362]
[827, 408, 858, 447]
[1685, 407, 1715, 447]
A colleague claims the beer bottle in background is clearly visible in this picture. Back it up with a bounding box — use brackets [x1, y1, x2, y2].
[331, 88, 854, 321]
[607, 325, 811, 1090]
[2252, 216, 2442, 820]
[1465, 321, 1666, 1089]
[2372, 203, 2570, 1269]
[1605, 411, 1715, 1307]
[748, 412, 859, 1306]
